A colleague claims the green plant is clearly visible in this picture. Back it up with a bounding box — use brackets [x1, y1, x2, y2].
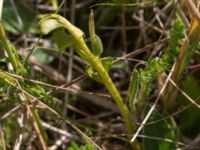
[0, 23, 100, 149]
[164, 16, 200, 110]
[39, 12, 140, 150]
[1, 1, 200, 149]
[128, 14, 185, 115]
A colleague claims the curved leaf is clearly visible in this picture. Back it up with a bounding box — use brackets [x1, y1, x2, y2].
[100, 57, 112, 72]
[89, 10, 103, 57]
[91, 35, 103, 57]
[39, 14, 84, 38]
[85, 65, 101, 82]
[39, 17, 64, 35]
[53, 29, 75, 51]
[128, 69, 140, 112]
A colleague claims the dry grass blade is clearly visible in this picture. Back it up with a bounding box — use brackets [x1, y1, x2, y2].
[5, 72, 111, 98]
[0, 123, 6, 150]
[184, 0, 200, 20]
[38, 101, 104, 150]
[0, 105, 21, 120]
[49, 135, 69, 150]
[26, 105, 48, 150]
[169, 78, 200, 109]
[137, 134, 185, 146]
[13, 113, 25, 150]
[42, 122, 73, 138]
[18, 82, 48, 150]
[11, 83, 104, 150]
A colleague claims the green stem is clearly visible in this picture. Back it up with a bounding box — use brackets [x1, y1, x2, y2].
[57, 15, 140, 149]
[81, 40, 134, 133]
[77, 34, 141, 150]
[0, 23, 19, 71]
[62, 16, 134, 131]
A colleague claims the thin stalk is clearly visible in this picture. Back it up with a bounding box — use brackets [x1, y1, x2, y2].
[74, 30, 142, 150]
[62, 17, 134, 131]
[0, 123, 6, 150]
[80, 40, 134, 134]
[0, 24, 19, 71]
[89, 10, 95, 39]
[26, 105, 48, 150]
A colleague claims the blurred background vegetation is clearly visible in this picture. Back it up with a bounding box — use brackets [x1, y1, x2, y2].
[1, 0, 200, 150]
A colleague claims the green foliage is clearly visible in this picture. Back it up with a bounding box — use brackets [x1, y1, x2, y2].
[167, 15, 185, 55]
[0, 25, 26, 75]
[39, 14, 86, 60]
[39, 14, 84, 38]
[112, 0, 133, 3]
[160, 14, 185, 69]
[40, 13, 113, 83]
[85, 65, 101, 82]
[2, 1, 198, 149]
[128, 69, 140, 112]
[0, 72, 23, 105]
[2, 0, 37, 34]
[135, 14, 185, 109]
[39, 14, 136, 144]
[3, 115, 18, 147]
[85, 57, 113, 82]
[32, 47, 54, 63]
[90, 35, 103, 57]
[178, 76, 200, 138]
[68, 141, 97, 150]
[86, 11, 112, 81]
[100, 57, 113, 72]
[176, 19, 200, 81]
[143, 107, 177, 150]
[53, 28, 75, 51]
[39, 18, 64, 35]
[89, 10, 103, 57]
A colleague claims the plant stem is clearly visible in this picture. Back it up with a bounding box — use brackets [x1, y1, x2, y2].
[0, 23, 19, 71]
[83, 41, 134, 132]
[78, 36, 141, 150]
[64, 19, 134, 131]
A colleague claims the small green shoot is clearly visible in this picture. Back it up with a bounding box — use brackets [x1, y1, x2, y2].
[89, 10, 103, 57]
[128, 69, 140, 112]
